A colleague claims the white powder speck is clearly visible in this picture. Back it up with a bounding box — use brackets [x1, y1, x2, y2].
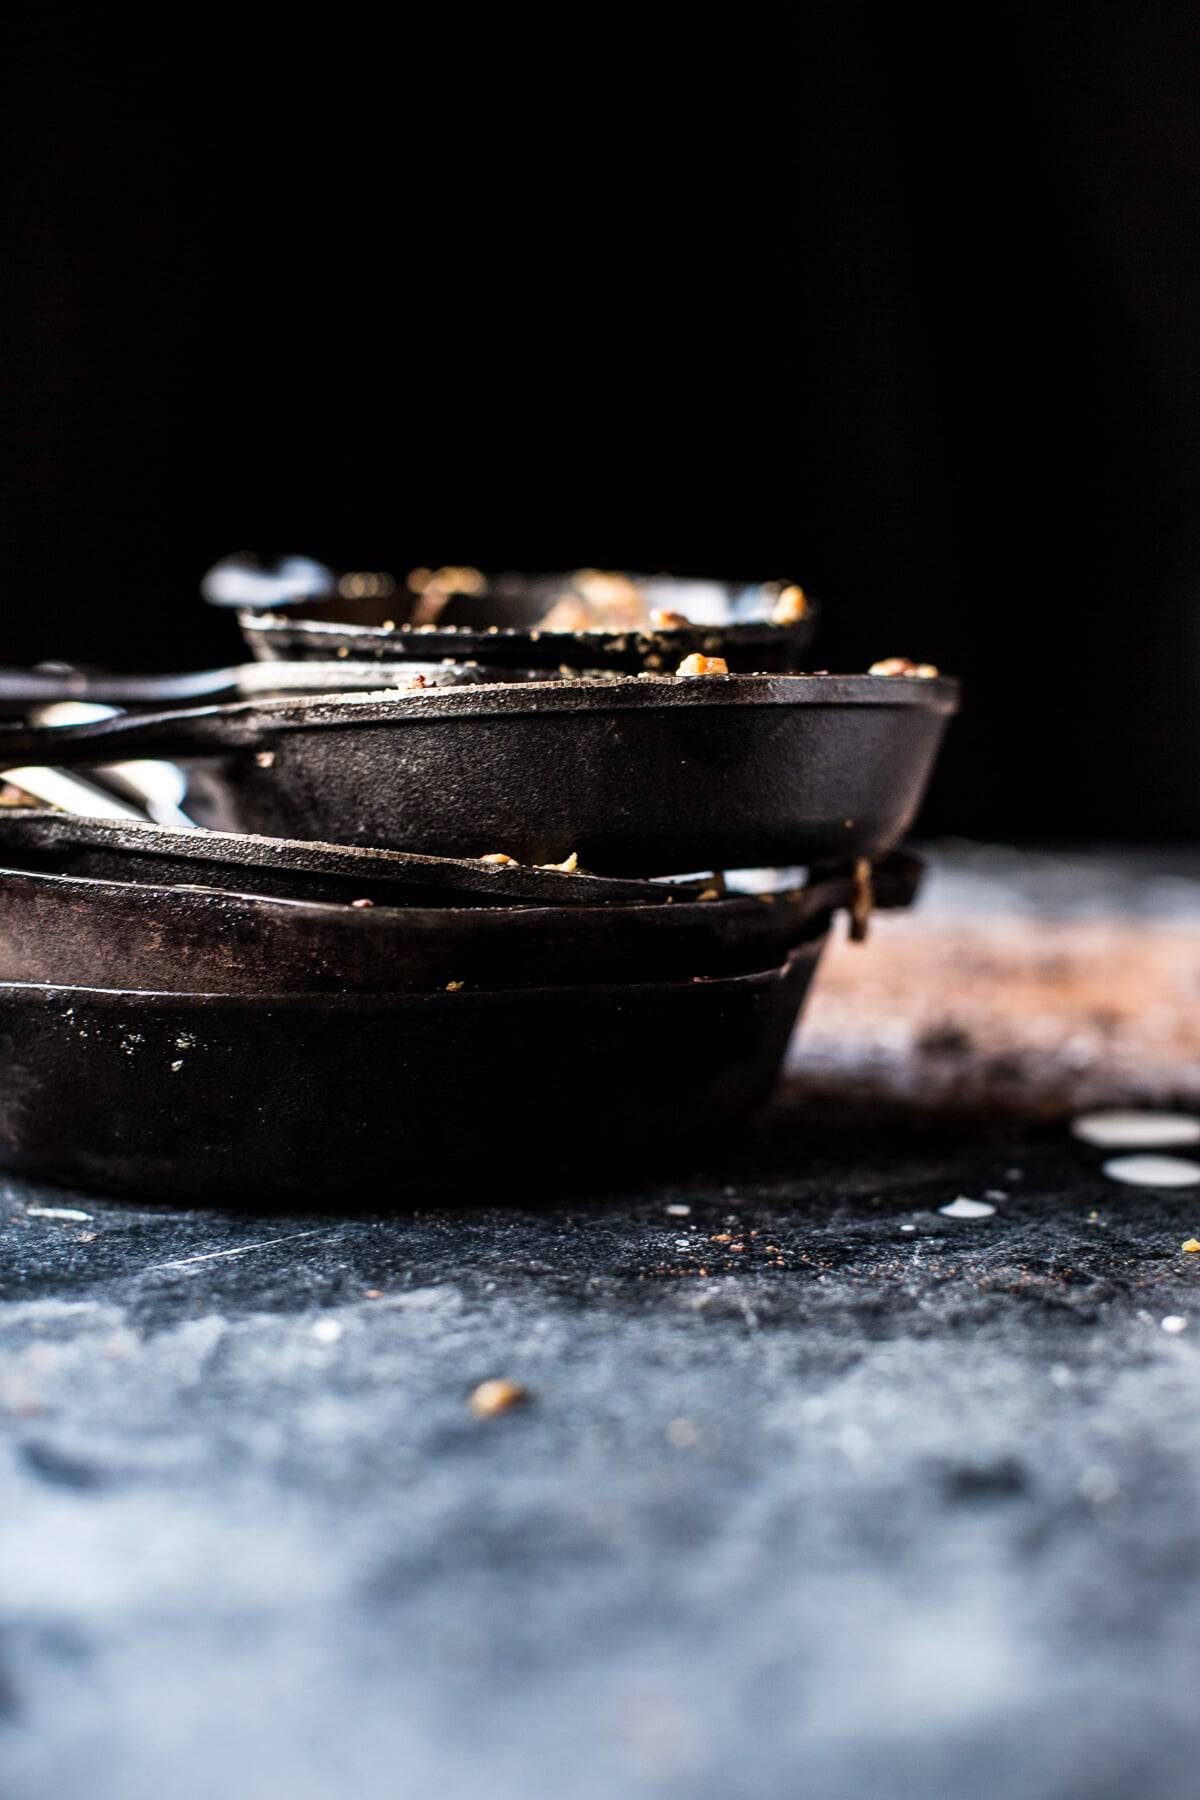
[1102, 1154, 1200, 1188]
[1162, 1315, 1188, 1334]
[27, 1206, 91, 1222]
[311, 1318, 343, 1344]
[939, 1197, 996, 1220]
[900, 1224, 917, 1233]
[665, 1204, 691, 1217]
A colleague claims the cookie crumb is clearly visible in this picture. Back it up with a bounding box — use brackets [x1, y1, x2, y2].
[469, 1378, 528, 1418]
[676, 653, 729, 677]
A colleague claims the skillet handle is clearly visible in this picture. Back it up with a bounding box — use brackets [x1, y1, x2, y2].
[799, 850, 923, 923]
[0, 703, 261, 766]
[0, 667, 246, 707]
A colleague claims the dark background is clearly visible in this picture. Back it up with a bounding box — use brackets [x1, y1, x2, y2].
[3, 7, 1199, 839]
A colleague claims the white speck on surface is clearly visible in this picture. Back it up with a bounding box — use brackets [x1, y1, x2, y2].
[665, 1204, 691, 1217]
[170, 1060, 184, 1073]
[1049, 1363, 1074, 1389]
[900, 1223, 917, 1233]
[27, 1206, 92, 1221]
[1073, 1109, 1200, 1149]
[939, 1197, 996, 1220]
[674, 1239, 691, 1250]
[1162, 1315, 1188, 1334]
[1079, 1465, 1119, 1505]
[665, 1418, 701, 1449]
[1102, 1155, 1200, 1188]
[311, 1318, 343, 1344]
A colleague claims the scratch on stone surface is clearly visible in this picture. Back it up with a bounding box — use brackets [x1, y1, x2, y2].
[143, 1230, 336, 1274]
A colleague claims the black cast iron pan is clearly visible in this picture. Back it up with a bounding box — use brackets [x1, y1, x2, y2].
[204, 556, 819, 674]
[0, 674, 959, 875]
[0, 949, 821, 1202]
[0, 811, 708, 907]
[0, 845, 921, 995]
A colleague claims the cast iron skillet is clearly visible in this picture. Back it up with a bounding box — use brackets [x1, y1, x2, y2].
[205, 558, 819, 673]
[0, 847, 921, 995]
[0, 811, 707, 906]
[0, 674, 960, 875]
[0, 950, 821, 1202]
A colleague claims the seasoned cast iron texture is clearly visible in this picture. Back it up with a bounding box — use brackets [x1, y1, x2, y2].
[0, 854, 919, 995]
[0, 811, 705, 907]
[238, 612, 818, 674]
[0, 950, 821, 1201]
[0, 675, 959, 875]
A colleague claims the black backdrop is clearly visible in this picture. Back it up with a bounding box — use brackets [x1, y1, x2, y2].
[3, 7, 1199, 840]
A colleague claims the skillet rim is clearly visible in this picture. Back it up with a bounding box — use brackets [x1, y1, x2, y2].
[3, 670, 959, 738]
[0, 953, 810, 1011]
[0, 810, 706, 905]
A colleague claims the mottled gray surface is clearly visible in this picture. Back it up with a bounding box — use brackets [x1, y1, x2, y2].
[3, 850, 1200, 1800]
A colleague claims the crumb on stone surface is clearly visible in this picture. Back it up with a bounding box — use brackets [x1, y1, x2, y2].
[469, 1379, 528, 1418]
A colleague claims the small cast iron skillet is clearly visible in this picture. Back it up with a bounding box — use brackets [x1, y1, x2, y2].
[0, 674, 959, 875]
[0, 846, 920, 995]
[0, 951, 821, 1202]
[208, 562, 820, 674]
[0, 811, 706, 906]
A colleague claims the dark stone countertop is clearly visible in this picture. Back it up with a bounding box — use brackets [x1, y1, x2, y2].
[5, 846, 1200, 1800]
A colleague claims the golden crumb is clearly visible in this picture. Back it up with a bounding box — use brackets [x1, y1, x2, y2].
[538, 851, 579, 874]
[868, 656, 940, 678]
[650, 608, 692, 629]
[676, 653, 730, 677]
[771, 585, 808, 624]
[469, 1378, 528, 1418]
[1183, 1238, 1200, 1253]
[445, 980, 464, 992]
[696, 888, 720, 902]
[479, 852, 518, 866]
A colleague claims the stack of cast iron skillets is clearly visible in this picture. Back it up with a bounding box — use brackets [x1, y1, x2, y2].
[0, 563, 958, 1200]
